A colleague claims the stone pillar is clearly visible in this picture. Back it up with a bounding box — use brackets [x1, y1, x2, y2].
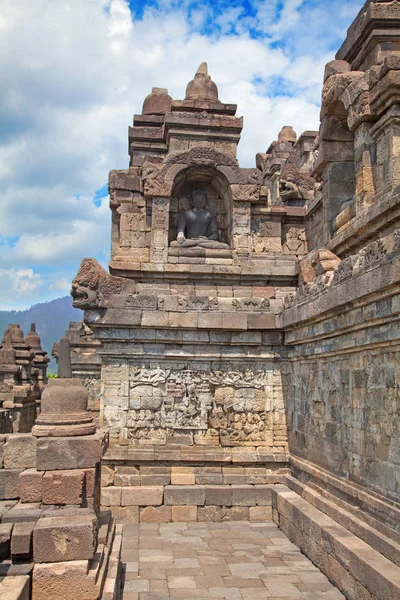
[150, 197, 170, 262]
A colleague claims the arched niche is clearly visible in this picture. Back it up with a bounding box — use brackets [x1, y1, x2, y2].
[168, 166, 233, 246]
[320, 96, 356, 237]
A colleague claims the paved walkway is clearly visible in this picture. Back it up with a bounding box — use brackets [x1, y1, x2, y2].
[120, 521, 345, 599]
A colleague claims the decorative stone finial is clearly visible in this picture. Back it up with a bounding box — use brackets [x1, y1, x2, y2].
[32, 377, 96, 437]
[142, 87, 172, 115]
[185, 63, 219, 101]
[278, 126, 297, 144]
[58, 337, 73, 378]
[33, 335, 95, 437]
[197, 62, 208, 75]
[25, 323, 42, 351]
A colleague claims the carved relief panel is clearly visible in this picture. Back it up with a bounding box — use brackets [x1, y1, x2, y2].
[101, 362, 288, 448]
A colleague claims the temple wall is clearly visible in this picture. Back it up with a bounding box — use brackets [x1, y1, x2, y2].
[282, 234, 400, 506]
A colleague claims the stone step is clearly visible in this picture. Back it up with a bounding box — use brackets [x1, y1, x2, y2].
[285, 474, 400, 569]
[272, 484, 400, 600]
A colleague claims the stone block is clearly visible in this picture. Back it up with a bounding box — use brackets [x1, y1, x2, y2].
[168, 312, 198, 328]
[195, 467, 223, 485]
[140, 506, 172, 523]
[36, 435, 102, 471]
[114, 466, 140, 487]
[198, 506, 222, 522]
[3, 506, 43, 523]
[255, 485, 273, 506]
[171, 506, 197, 522]
[121, 486, 163, 506]
[110, 506, 139, 524]
[249, 506, 273, 521]
[205, 485, 232, 506]
[230, 507, 250, 521]
[221, 313, 247, 330]
[140, 474, 170, 486]
[198, 313, 222, 329]
[0, 469, 23, 500]
[19, 469, 43, 503]
[101, 487, 122, 507]
[164, 485, 205, 506]
[231, 485, 257, 506]
[3, 434, 37, 470]
[171, 467, 195, 485]
[247, 313, 277, 329]
[11, 521, 34, 559]
[32, 561, 98, 600]
[84, 468, 97, 497]
[33, 513, 97, 563]
[141, 312, 169, 327]
[0, 522, 13, 560]
[42, 470, 85, 505]
[0, 575, 30, 600]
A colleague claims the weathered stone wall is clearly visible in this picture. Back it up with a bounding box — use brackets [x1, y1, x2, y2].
[282, 232, 400, 504]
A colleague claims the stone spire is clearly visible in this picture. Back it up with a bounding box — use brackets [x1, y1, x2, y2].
[26, 322, 50, 384]
[185, 63, 219, 101]
[142, 87, 172, 115]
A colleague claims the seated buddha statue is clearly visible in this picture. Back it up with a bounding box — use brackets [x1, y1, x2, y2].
[170, 189, 229, 249]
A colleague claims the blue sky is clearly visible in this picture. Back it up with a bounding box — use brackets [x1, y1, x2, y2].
[0, 0, 362, 310]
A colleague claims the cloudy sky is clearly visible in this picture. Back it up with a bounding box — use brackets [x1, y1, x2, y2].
[0, 0, 362, 310]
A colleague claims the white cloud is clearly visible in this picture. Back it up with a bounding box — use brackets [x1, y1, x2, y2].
[49, 278, 73, 292]
[0, 268, 43, 309]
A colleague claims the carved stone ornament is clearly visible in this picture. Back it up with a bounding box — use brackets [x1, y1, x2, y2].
[209, 370, 270, 389]
[284, 228, 400, 308]
[71, 258, 135, 309]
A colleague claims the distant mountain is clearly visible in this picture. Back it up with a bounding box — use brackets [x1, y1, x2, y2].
[0, 296, 82, 373]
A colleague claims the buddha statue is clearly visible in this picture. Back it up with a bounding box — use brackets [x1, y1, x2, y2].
[170, 189, 229, 249]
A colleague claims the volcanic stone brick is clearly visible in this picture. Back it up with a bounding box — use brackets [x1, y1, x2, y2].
[171, 506, 197, 522]
[121, 486, 163, 506]
[101, 487, 122, 507]
[140, 506, 172, 523]
[84, 468, 97, 497]
[0, 469, 23, 500]
[250, 506, 273, 521]
[205, 485, 232, 506]
[255, 485, 273, 506]
[32, 560, 98, 600]
[171, 467, 195, 485]
[36, 435, 102, 471]
[0, 575, 30, 600]
[0, 522, 13, 560]
[19, 469, 43, 503]
[164, 485, 205, 506]
[11, 521, 34, 559]
[3, 434, 37, 470]
[3, 506, 43, 523]
[33, 513, 97, 563]
[42, 470, 85, 505]
[231, 485, 257, 506]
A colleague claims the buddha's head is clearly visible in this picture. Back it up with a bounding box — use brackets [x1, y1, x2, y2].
[191, 189, 207, 210]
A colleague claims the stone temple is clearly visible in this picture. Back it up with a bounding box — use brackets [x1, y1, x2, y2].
[1, 1, 400, 599]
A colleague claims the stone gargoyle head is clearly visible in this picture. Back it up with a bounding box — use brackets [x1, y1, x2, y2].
[71, 258, 135, 309]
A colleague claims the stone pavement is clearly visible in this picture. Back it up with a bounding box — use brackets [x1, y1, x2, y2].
[120, 521, 345, 599]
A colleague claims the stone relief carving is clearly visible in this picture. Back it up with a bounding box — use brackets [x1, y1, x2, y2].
[119, 365, 279, 443]
[71, 258, 135, 309]
[209, 370, 270, 389]
[232, 298, 270, 312]
[130, 366, 171, 387]
[284, 228, 400, 308]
